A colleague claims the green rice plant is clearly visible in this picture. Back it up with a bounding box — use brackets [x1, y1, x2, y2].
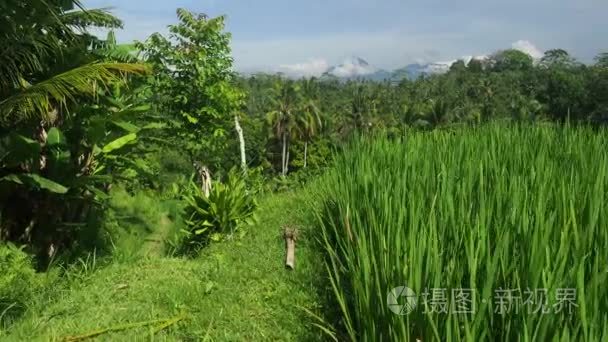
[312, 123, 608, 341]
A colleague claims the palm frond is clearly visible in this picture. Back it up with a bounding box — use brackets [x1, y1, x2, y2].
[0, 63, 150, 124]
[0, 1, 94, 92]
[0, 37, 58, 91]
[94, 42, 140, 63]
[61, 8, 123, 30]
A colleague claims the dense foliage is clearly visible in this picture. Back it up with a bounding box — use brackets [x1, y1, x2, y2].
[0, 0, 149, 263]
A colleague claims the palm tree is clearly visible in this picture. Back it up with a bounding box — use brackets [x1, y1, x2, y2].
[0, 1, 148, 125]
[350, 85, 368, 131]
[425, 98, 452, 127]
[300, 77, 320, 102]
[266, 80, 300, 176]
[295, 78, 323, 168]
[295, 99, 322, 169]
[342, 84, 376, 135]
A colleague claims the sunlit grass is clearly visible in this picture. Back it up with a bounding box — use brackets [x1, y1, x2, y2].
[0, 192, 326, 341]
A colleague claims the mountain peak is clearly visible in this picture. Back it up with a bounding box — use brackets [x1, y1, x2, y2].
[349, 56, 370, 67]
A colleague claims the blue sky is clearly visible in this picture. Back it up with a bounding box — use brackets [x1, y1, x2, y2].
[84, 0, 607, 75]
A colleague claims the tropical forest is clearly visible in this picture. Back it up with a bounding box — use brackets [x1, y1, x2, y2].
[1, 1, 608, 341]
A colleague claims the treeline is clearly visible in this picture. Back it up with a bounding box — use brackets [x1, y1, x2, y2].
[238, 49, 608, 177]
[1, 1, 608, 263]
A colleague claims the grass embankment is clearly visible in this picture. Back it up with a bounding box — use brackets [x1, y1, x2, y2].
[313, 124, 608, 340]
[1, 192, 327, 341]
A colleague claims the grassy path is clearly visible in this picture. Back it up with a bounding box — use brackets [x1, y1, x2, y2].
[2, 192, 328, 341]
[140, 214, 173, 258]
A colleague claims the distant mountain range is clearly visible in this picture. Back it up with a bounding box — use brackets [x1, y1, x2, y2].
[318, 56, 461, 82]
[249, 40, 544, 81]
[249, 55, 492, 82]
[319, 57, 390, 81]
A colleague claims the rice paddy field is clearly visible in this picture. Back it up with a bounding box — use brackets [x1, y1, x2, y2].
[312, 123, 608, 341]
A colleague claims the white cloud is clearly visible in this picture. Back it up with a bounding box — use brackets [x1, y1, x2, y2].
[511, 40, 544, 59]
[329, 57, 377, 77]
[424, 60, 456, 73]
[231, 30, 470, 72]
[462, 55, 489, 64]
[277, 58, 329, 78]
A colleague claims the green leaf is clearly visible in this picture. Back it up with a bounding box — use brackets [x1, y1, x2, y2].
[111, 120, 140, 133]
[47, 127, 67, 146]
[1, 174, 23, 185]
[194, 228, 208, 235]
[85, 185, 110, 200]
[121, 105, 150, 115]
[25, 174, 69, 194]
[184, 113, 199, 124]
[141, 122, 167, 130]
[1, 174, 69, 194]
[101, 133, 137, 153]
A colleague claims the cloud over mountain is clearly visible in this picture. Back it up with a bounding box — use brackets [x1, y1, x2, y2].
[511, 40, 543, 59]
[326, 57, 378, 78]
[276, 57, 380, 78]
[268, 39, 545, 80]
[277, 58, 329, 78]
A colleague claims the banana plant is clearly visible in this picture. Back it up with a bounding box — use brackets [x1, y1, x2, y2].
[0, 85, 164, 261]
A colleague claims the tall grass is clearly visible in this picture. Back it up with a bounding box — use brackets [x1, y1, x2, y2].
[313, 124, 608, 341]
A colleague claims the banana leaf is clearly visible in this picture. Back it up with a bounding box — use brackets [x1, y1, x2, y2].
[101, 133, 137, 154]
[1, 173, 69, 194]
[47, 127, 67, 146]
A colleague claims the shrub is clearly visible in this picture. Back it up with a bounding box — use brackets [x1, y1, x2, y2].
[0, 243, 40, 325]
[178, 169, 257, 255]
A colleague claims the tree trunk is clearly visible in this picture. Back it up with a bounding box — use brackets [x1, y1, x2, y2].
[234, 115, 247, 174]
[303, 141, 308, 168]
[284, 137, 290, 175]
[281, 132, 287, 176]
